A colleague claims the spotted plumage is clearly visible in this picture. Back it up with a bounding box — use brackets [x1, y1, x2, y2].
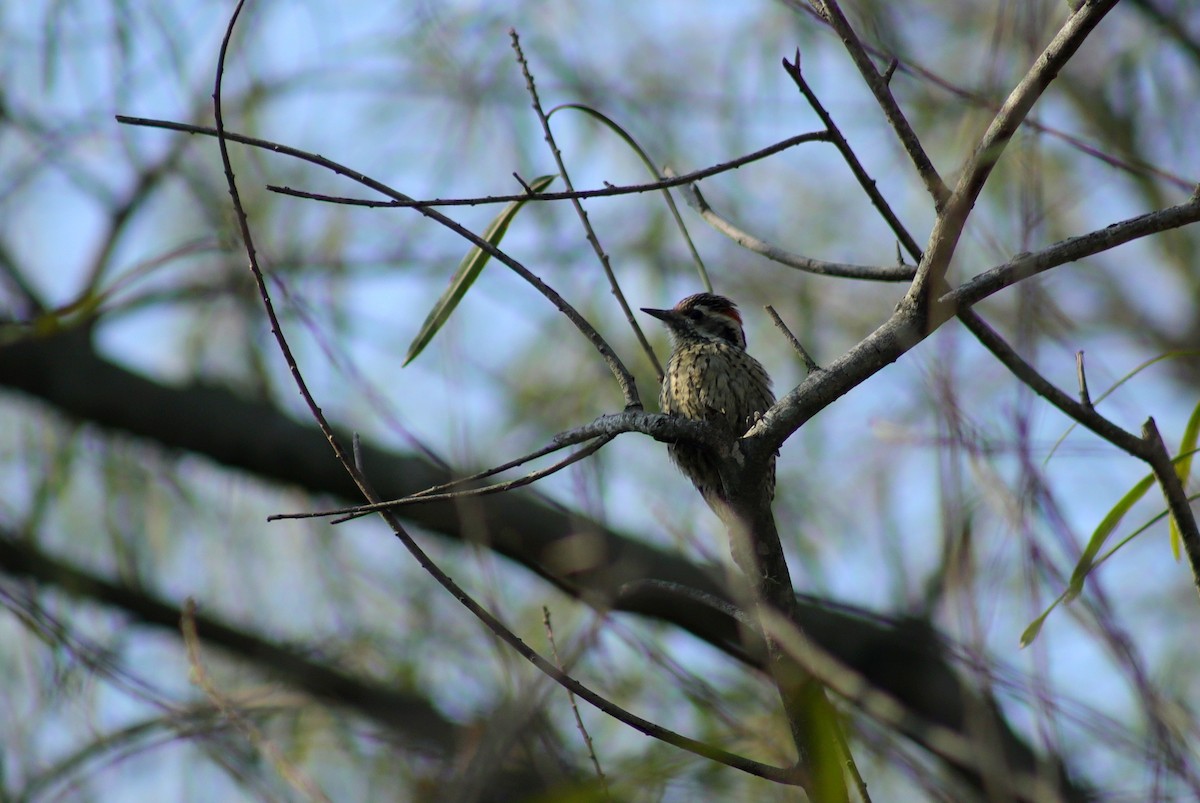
[641, 293, 775, 507]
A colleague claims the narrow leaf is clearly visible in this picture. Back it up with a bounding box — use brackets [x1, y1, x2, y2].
[1066, 473, 1156, 600]
[404, 174, 555, 366]
[1020, 595, 1066, 648]
[1025, 485, 1199, 647]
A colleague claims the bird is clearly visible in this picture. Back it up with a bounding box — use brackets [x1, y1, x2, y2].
[641, 293, 776, 512]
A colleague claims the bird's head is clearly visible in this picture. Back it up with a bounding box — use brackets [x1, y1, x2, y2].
[641, 293, 747, 350]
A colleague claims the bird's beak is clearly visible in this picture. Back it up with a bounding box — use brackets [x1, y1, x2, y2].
[640, 306, 676, 323]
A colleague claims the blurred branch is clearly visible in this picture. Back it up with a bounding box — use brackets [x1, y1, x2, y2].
[0, 532, 585, 801]
[1129, 0, 1200, 68]
[0, 327, 1088, 799]
[0, 532, 458, 753]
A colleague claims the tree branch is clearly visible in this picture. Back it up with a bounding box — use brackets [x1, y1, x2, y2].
[116, 116, 645, 409]
[0, 327, 1089, 799]
[909, 0, 1122, 316]
[806, 0, 951, 209]
[947, 192, 1200, 310]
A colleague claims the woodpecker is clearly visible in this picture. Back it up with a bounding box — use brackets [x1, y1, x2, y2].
[641, 293, 776, 509]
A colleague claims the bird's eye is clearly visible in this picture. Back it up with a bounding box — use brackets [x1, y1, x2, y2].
[686, 309, 704, 321]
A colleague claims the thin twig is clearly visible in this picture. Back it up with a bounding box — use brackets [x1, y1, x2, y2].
[115, 119, 644, 409]
[509, 29, 661, 380]
[783, 0, 1196, 193]
[543, 608, 610, 799]
[617, 579, 756, 627]
[269, 407, 726, 523]
[781, 52, 924, 263]
[250, 130, 832, 209]
[958, 311, 1144, 454]
[765, 305, 820, 374]
[326, 435, 612, 524]
[1075, 351, 1093, 410]
[679, 179, 913, 281]
[806, 0, 951, 209]
[511, 172, 535, 194]
[181, 600, 333, 803]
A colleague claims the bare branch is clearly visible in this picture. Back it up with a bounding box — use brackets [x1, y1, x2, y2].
[806, 0, 951, 208]
[766, 305, 820, 374]
[1142, 419, 1200, 599]
[116, 117, 644, 409]
[246, 129, 831, 208]
[679, 179, 913, 281]
[781, 51, 924, 262]
[543, 608, 610, 797]
[910, 0, 1122, 313]
[330, 436, 614, 524]
[947, 194, 1200, 310]
[509, 30, 662, 380]
[1076, 351, 1093, 410]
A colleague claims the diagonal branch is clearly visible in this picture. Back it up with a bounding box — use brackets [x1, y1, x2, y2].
[210, 2, 796, 783]
[947, 191, 1200, 309]
[679, 179, 914, 281]
[909, 0, 1122, 313]
[509, 29, 662, 379]
[806, 0, 951, 209]
[959, 311, 1200, 599]
[273, 408, 729, 524]
[781, 50, 926, 262]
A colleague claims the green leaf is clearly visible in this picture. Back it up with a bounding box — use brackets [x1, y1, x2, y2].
[403, 175, 556, 366]
[1169, 398, 1200, 560]
[1020, 593, 1068, 648]
[1066, 472, 1156, 600]
[1025, 472, 1200, 647]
